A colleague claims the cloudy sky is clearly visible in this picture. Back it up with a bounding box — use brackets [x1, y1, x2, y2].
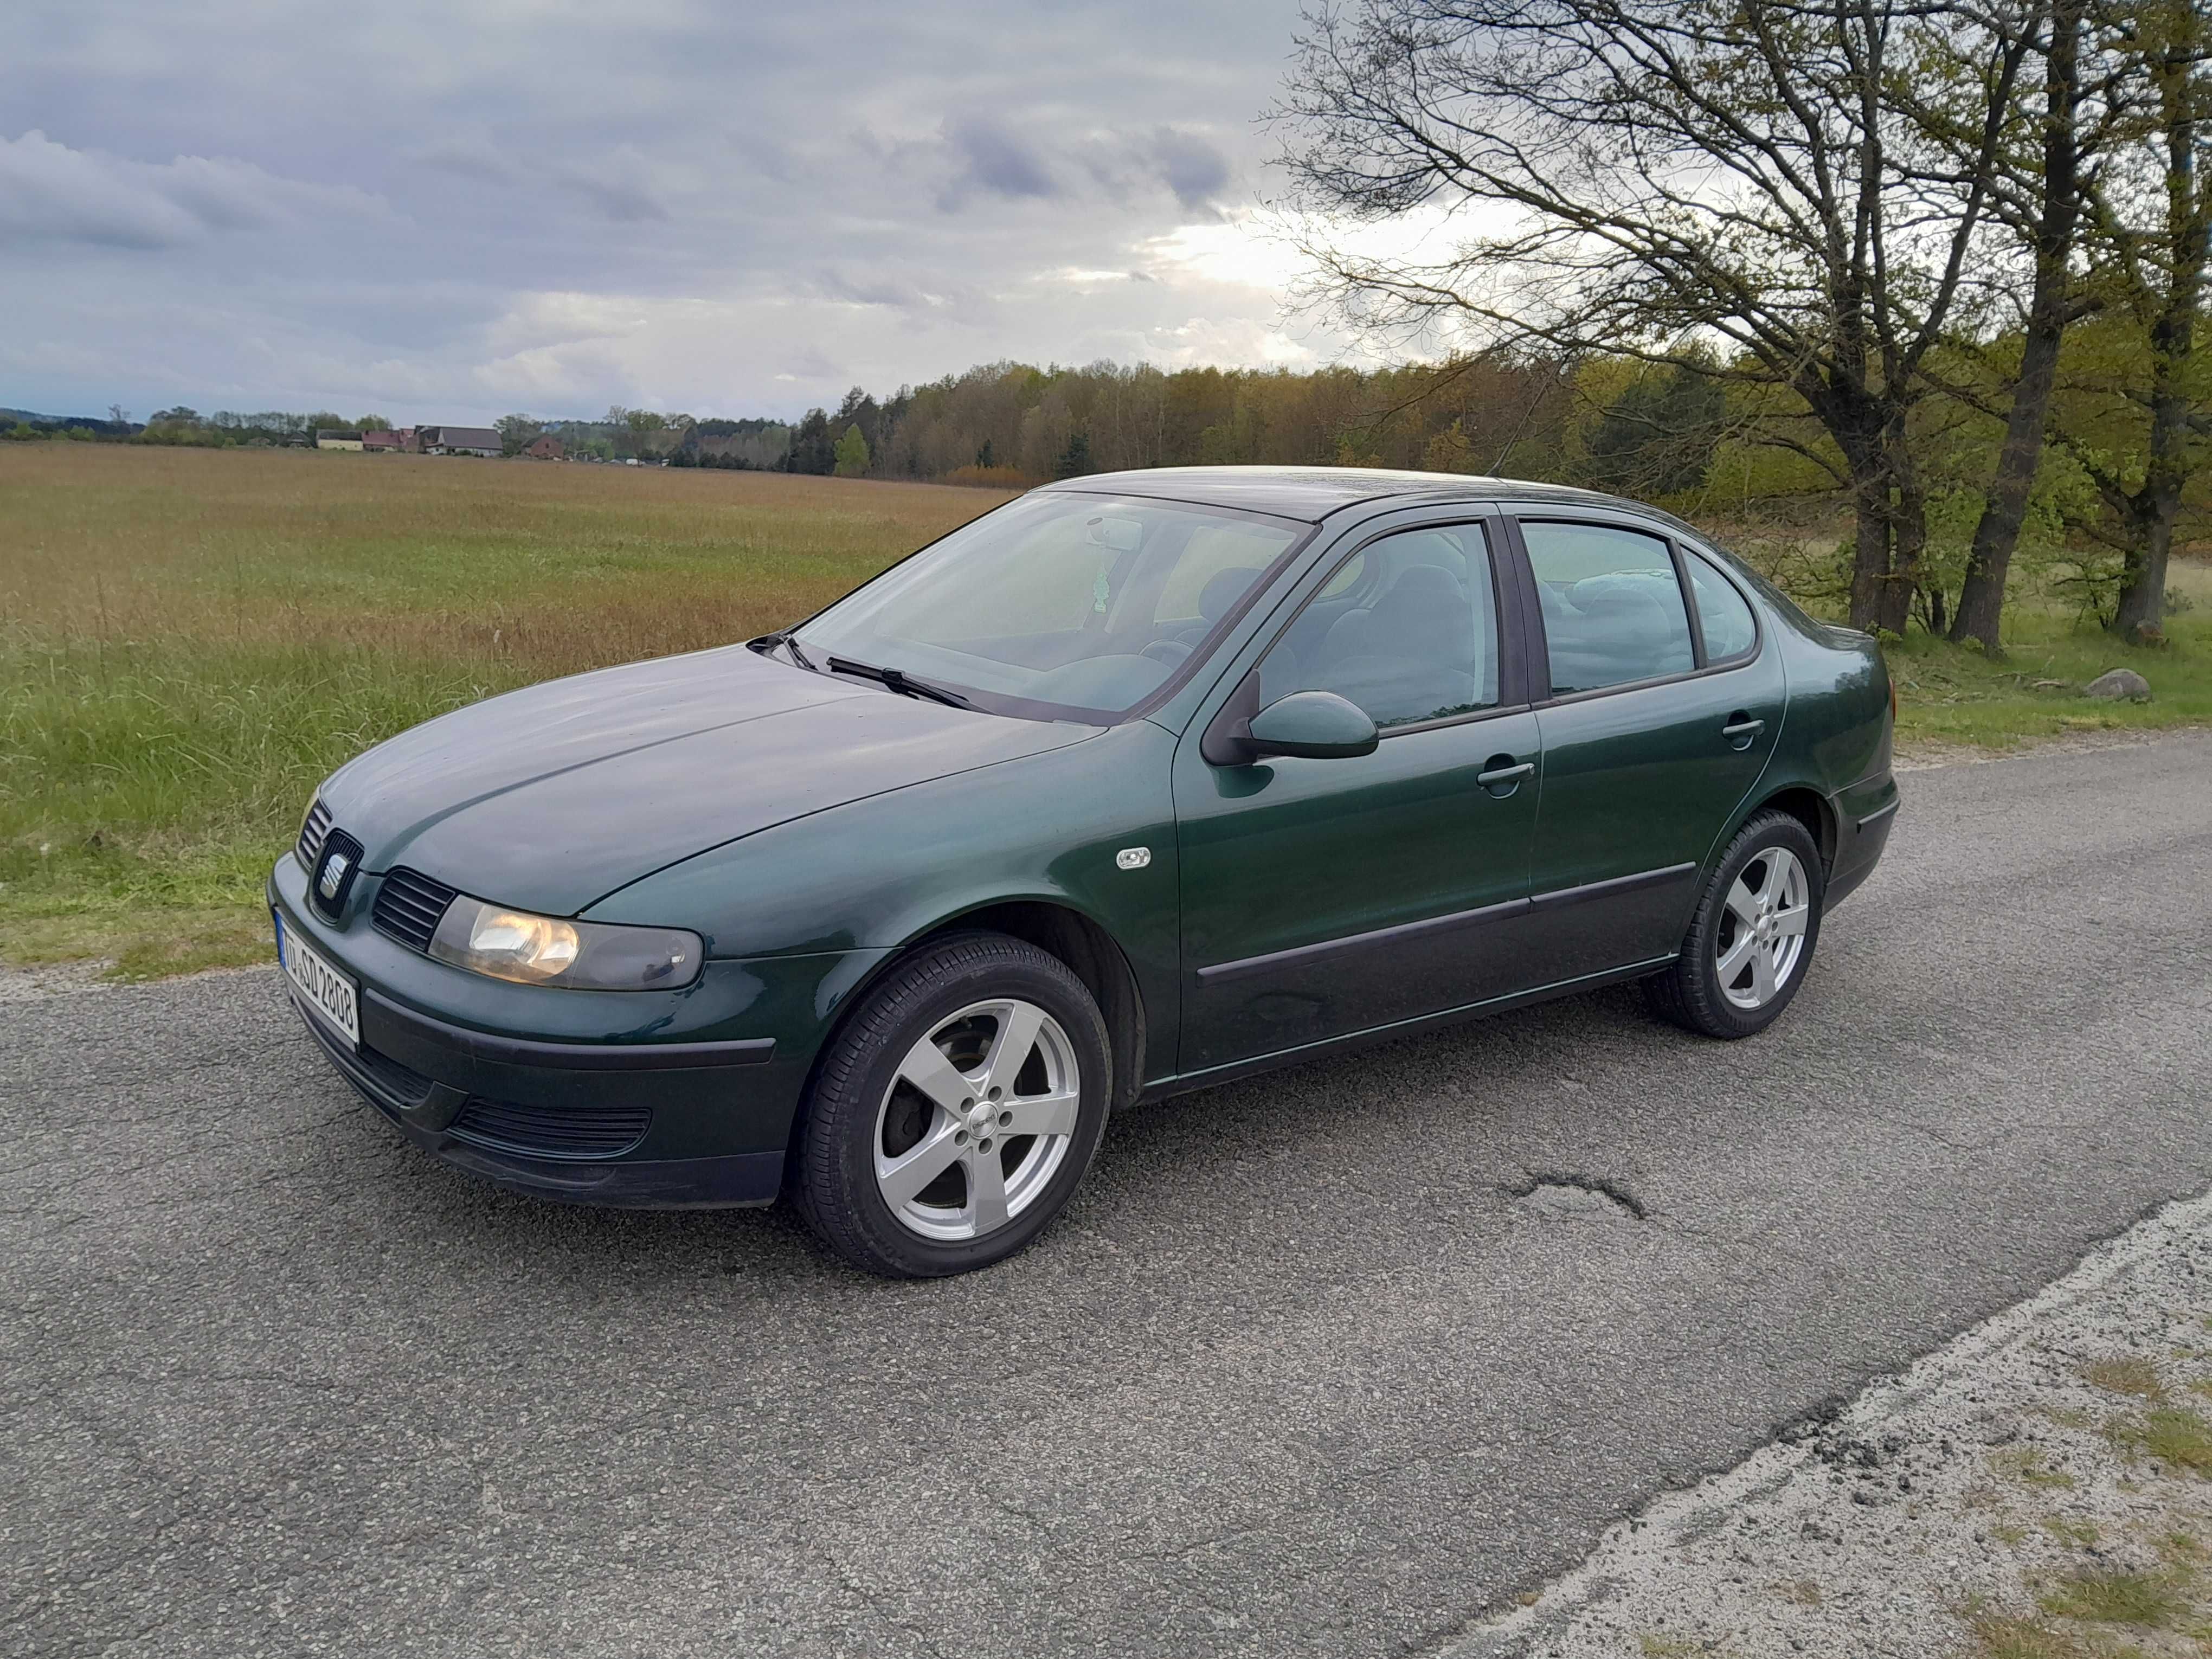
[0, 0, 1381, 423]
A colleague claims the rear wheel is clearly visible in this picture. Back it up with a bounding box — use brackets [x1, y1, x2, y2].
[793, 933, 1111, 1277]
[1644, 811, 1824, 1039]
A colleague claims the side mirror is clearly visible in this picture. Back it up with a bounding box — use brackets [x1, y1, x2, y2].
[1243, 691, 1379, 761]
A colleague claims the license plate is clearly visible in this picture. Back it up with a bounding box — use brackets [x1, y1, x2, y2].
[275, 909, 360, 1049]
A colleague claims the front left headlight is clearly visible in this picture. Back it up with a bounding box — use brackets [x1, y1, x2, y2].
[429, 896, 703, 991]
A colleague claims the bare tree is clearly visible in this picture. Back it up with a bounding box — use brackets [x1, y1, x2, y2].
[1275, 0, 2031, 633]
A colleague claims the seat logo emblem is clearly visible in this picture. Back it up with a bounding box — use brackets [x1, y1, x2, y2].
[318, 850, 352, 900]
[1116, 847, 1151, 870]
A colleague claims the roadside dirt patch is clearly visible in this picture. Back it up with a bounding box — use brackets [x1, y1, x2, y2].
[1451, 1190, 2212, 1657]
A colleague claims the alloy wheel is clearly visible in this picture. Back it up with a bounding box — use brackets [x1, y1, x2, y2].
[1714, 846, 1811, 1011]
[872, 998, 1081, 1242]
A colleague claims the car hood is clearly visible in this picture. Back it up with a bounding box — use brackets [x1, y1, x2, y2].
[318, 645, 1100, 916]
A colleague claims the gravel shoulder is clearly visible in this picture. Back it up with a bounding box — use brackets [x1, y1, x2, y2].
[1454, 1191, 2212, 1658]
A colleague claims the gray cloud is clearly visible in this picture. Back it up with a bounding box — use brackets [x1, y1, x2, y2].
[1146, 127, 1233, 211]
[1, 0, 1328, 421]
[0, 128, 381, 249]
[938, 116, 1060, 209]
[556, 172, 670, 224]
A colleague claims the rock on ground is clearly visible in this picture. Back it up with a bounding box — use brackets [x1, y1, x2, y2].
[2084, 668, 2154, 701]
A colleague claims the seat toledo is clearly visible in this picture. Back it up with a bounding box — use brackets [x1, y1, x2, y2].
[272, 467, 1898, 1276]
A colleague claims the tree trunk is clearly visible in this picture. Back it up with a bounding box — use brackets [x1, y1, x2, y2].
[1880, 471, 1927, 640]
[2111, 487, 2178, 638]
[1952, 0, 2084, 653]
[1847, 466, 1893, 633]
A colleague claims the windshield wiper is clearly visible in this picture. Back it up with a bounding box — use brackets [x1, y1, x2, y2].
[748, 631, 818, 672]
[825, 655, 972, 708]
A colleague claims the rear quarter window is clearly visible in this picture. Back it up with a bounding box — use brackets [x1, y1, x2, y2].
[1686, 554, 1758, 660]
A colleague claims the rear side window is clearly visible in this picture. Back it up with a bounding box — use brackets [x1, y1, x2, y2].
[1685, 553, 1758, 661]
[1521, 522, 1694, 695]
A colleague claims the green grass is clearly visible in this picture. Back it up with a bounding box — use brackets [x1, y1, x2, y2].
[2037, 1566, 2191, 1627]
[2, 443, 2204, 975]
[1883, 588, 2212, 750]
[2108, 1407, 2212, 1476]
[1, 446, 1009, 975]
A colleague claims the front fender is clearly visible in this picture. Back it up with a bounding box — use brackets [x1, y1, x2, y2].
[587, 720, 1182, 1080]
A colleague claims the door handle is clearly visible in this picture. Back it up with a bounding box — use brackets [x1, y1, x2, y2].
[1476, 759, 1534, 789]
[1721, 715, 1765, 748]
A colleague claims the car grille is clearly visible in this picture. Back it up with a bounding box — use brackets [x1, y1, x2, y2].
[372, 867, 458, 953]
[449, 1097, 652, 1160]
[297, 799, 332, 871]
[310, 829, 365, 920]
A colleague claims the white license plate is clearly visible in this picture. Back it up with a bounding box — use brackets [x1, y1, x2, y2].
[276, 909, 360, 1050]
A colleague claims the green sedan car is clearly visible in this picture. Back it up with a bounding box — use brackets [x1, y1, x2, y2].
[272, 466, 1897, 1276]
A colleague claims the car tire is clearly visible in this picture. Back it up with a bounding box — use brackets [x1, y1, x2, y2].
[792, 931, 1113, 1278]
[1644, 810, 1825, 1040]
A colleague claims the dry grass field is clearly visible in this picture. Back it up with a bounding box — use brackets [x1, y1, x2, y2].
[2, 445, 1011, 976]
[2, 443, 2202, 977]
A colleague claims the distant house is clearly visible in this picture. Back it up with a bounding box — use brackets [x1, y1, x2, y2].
[361, 429, 410, 454]
[314, 429, 364, 451]
[417, 425, 501, 458]
[524, 433, 565, 461]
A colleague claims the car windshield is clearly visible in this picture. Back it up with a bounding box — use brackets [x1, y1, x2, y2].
[792, 492, 1307, 719]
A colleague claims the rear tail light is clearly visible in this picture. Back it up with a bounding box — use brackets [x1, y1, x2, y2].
[1889, 674, 1899, 723]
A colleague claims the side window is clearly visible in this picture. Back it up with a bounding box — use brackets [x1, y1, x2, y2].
[1255, 524, 1502, 729]
[1521, 521, 1695, 696]
[1685, 552, 1758, 661]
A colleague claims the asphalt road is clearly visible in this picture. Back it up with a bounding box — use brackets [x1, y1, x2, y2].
[7, 734, 2211, 1659]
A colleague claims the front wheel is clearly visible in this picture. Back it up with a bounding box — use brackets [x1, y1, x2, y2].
[1644, 811, 1825, 1039]
[792, 933, 1111, 1277]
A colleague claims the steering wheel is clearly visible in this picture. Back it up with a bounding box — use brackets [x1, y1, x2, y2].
[1140, 640, 1192, 668]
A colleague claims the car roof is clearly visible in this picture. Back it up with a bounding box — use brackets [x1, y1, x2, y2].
[1035, 465, 1648, 526]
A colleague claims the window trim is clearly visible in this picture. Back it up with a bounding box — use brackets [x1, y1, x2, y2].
[1503, 514, 1766, 708]
[1238, 512, 1533, 742]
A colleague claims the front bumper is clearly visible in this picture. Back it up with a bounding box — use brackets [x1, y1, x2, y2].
[270, 858, 888, 1208]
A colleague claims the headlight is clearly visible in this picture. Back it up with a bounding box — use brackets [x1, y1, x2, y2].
[429, 897, 702, 991]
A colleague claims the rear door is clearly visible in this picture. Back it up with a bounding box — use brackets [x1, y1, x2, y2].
[1506, 515, 1785, 980]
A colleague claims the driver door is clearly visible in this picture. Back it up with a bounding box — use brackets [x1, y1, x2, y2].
[1172, 520, 1544, 1074]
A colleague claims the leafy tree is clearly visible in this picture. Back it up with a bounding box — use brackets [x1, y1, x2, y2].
[1941, 0, 2095, 650]
[1054, 430, 1094, 478]
[784, 409, 836, 474]
[833, 423, 872, 477]
[496, 414, 543, 456]
[1580, 364, 1729, 498]
[2047, 0, 2212, 640]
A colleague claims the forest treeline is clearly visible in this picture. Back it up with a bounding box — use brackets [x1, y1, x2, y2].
[776, 336, 2203, 644]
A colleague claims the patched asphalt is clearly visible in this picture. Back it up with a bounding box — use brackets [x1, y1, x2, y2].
[5, 733, 2210, 1658]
